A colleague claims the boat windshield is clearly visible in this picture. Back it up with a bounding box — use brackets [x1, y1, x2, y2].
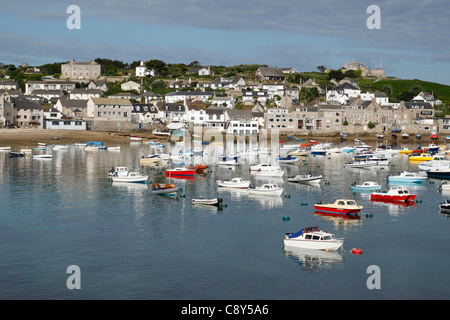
[346, 201, 357, 205]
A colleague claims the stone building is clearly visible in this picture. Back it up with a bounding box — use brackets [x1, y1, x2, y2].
[61, 59, 102, 80]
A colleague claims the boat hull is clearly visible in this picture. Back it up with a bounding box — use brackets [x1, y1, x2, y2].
[283, 239, 344, 251]
[370, 194, 417, 202]
[216, 181, 249, 189]
[313, 205, 361, 217]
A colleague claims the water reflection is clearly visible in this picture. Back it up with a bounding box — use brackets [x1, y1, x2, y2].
[284, 247, 344, 271]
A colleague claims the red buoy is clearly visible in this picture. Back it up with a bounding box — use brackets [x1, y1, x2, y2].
[352, 248, 362, 255]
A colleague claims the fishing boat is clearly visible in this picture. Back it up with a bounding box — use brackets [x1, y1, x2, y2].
[349, 181, 381, 192]
[165, 167, 196, 177]
[388, 171, 427, 183]
[151, 183, 179, 195]
[8, 151, 25, 157]
[426, 167, 450, 179]
[254, 167, 284, 177]
[108, 166, 128, 177]
[439, 199, 450, 213]
[370, 186, 417, 202]
[187, 164, 208, 174]
[191, 198, 223, 206]
[111, 172, 148, 183]
[33, 154, 52, 159]
[284, 226, 344, 251]
[409, 153, 433, 162]
[250, 163, 280, 172]
[248, 183, 283, 196]
[276, 155, 299, 164]
[314, 199, 363, 218]
[287, 174, 322, 184]
[216, 177, 250, 189]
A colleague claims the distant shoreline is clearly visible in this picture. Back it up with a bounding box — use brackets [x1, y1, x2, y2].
[0, 128, 445, 147]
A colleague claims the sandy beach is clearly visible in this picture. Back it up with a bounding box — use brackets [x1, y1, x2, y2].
[0, 128, 441, 148]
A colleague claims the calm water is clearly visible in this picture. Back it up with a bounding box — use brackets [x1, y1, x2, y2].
[1, 140, 450, 300]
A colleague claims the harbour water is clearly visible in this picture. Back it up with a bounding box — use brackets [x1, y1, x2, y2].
[1, 140, 450, 300]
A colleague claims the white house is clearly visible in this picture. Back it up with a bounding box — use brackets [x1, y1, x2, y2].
[198, 66, 213, 76]
[262, 83, 285, 99]
[69, 88, 102, 100]
[131, 103, 160, 124]
[326, 83, 361, 104]
[242, 90, 269, 105]
[136, 61, 155, 77]
[44, 118, 86, 130]
[25, 80, 76, 95]
[121, 81, 141, 92]
[165, 91, 213, 103]
[211, 96, 235, 109]
[88, 80, 109, 92]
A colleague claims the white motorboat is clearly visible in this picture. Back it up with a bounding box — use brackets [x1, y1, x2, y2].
[139, 154, 164, 164]
[248, 183, 283, 196]
[388, 171, 427, 183]
[33, 154, 52, 159]
[254, 167, 284, 177]
[287, 174, 322, 184]
[250, 163, 280, 172]
[284, 226, 344, 251]
[191, 198, 223, 206]
[276, 155, 300, 164]
[288, 149, 310, 156]
[341, 146, 356, 153]
[350, 181, 381, 191]
[344, 160, 377, 168]
[418, 155, 450, 171]
[111, 172, 148, 183]
[216, 177, 250, 189]
[439, 199, 450, 213]
[130, 136, 143, 141]
[107, 146, 121, 151]
[0, 146, 12, 151]
[108, 166, 128, 177]
[218, 159, 238, 166]
[53, 145, 68, 150]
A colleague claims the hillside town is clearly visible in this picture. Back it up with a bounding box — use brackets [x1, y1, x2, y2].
[0, 59, 447, 139]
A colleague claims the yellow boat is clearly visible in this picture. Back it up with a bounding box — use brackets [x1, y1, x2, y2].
[399, 148, 413, 155]
[409, 153, 433, 162]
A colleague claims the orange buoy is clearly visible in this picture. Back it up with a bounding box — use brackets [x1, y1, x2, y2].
[352, 248, 362, 255]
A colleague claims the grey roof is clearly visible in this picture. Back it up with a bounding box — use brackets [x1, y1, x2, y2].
[132, 103, 159, 113]
[157, 102, 186, 112]
[404, 102, 433, 109]
[165, 91, 214, 96]
[58, 99, 88, 108]
[257, 67, 286, 78]
[12, 98, 43, 110]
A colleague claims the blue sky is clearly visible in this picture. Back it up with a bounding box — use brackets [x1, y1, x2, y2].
[1, 0, 449, 85]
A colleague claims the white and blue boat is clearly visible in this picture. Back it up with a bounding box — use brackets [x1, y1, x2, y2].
[388, 171, 427, 183]
[342, 146, 356, 153]
[276, 155, 299, 164]
[350, 181, 381, 192]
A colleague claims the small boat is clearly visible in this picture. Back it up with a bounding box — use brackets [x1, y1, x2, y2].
[52, 145, 68, 150]
[218, 153, 240, 161]
[276, 155, 299, 164]
[402, 133, 409, 139]
[152, 130, 171, 136]
[287, 174, 322, 184]
[187, 164, 208, 174]
[416, 134, 422, 139]
[377, 134, 384, 139]
[20, 149, 32, 153]
[340, 132, 348, 140]
[341, 146, 356, 153]
[426, 167, 450, 179]
[314, 199, 363, 218]
[139, 154, 164, 164]
[418, 155, 450, 171]
[344, 160, 376, 168]
[430, 132, 438, 140]
[409, 153, 433, 162]
[288, 148, 310, 156]
[218, 159, 238, 166]
[0, 146, 12, 151]
[284, 226, 344, 251]
[254, 167, 284, 177]
[191, 198, 223, 206]
[439, 199, 450, 213]
[75, 142, 87, 147]
[165, 167, 196, 177]
[349, 181, 381, 192]
[108, 166, 128, 177]
[130, 136, 143, 141]
[33, 154, 52, 159]
[8, 152, 25, 157]
[250, 163, 280, 172]
[216, 177, 250, 189]
[107, 146, 121, 151]
[388, 171, 427, 183]
[38, 143, 47, 146]
[248, 183, 284, 196]
[399, 148, 413, 155]
[151, 183, 179, 195]
[111, 172, 148, 183]
[370, 186, 417, 202]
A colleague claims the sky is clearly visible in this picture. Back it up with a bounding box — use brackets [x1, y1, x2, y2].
[1, 0, 449, 85]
